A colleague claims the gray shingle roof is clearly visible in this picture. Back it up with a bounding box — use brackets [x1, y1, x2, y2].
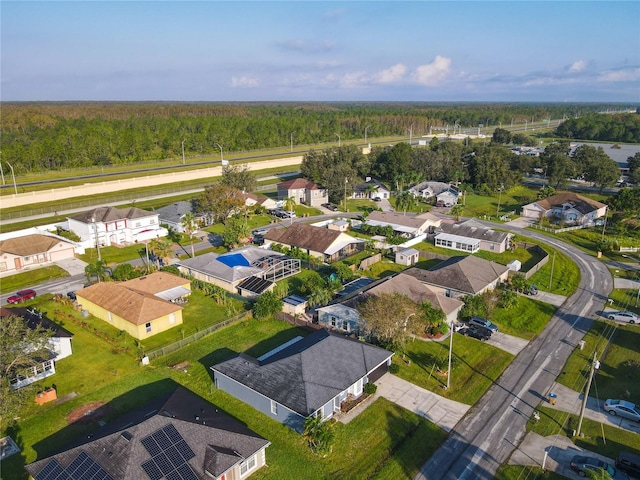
[403, 255, 509, 295]
[212, 329, 393, 416]
[25, 387, 270, 480]
[69, 206, 154, 223]
[155, 201, 195, 224]
[438, 219, 510, 244]
[177, 252, 264, 283]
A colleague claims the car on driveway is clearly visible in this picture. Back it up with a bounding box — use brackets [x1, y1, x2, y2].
[469, 316, 499, 333]
[607, 311, 638, 323]
[322, 203, 339, 211]
[460, 325, 491, 341]
[604, 399, 640, 422]
[569, 455, 627, 478]
[7, 289, 37, 304]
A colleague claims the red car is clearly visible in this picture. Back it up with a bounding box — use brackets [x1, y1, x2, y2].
[7, 289, 36, 304]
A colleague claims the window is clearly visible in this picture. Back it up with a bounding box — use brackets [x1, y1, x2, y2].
[270, 400, 277, 415]
[331, 316, 336, 327]
[169, 313, 176, 325]
[145, 322, 152, 333]
[240, 453, 257, 476]
[342, 321, 348, 331]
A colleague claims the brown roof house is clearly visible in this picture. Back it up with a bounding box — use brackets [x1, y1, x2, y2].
[25, 386, 271, 480]
[0, 233, 77, 274]
[241, 191, 278, 210]
[404, 255, 510, 300]
[0, 306, 73, 389]
[316, 273, 464, 334]
[521, 192, 607, 225]
[263, 222, 365, 263]
[435, 219, 512, 253]
[277, 178, 327, 207]
[75, 272, 189, 340]
[68, 206, 168, 249]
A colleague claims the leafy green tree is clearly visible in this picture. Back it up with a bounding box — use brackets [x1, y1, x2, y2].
[221, 163, 257, 192]
[492, 128, 512, 144]
[498, 290, 518, 309]
[195, 184, 244, 225]
[537, 185, 556, 199]
[585, 467, 613, 480]
[221, 216, 251, 248]
[627, 152, 640, 185]
[421, 302, 447, 335]
[573, 144, 620, 193]
[1, 314, 55, 420]
[358, 292, 421, 355]
[510, 273, 530, 293]
[252, 291, 283, 319]
[395, 190, 417, 215]
[111, 263, 141, 281]
[450, 204, 463, 221]
[458, 294, 488, 321]
[303, 414, 335, 456]
[541, 141, 576, 188]
[332, 261, 355, 283]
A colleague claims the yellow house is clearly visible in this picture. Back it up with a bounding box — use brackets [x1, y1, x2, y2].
[75, 273, 188, 339]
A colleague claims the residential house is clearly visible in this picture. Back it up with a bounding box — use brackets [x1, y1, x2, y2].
[156, 201, 209, 232]
[327, 219, 350, 232]
[263, 223, 365, 263]
[395, 248, 420, 266]
[352, 177, 390, 200]
[75, 272, 188, 339]
[25, 387, 271, 480]
[241, 192, 278, 210]
[277, 178, 327, 207]
[409, 181, 447, 199]
[365, 211, 441, 237]
[316, 273, 464, 333]
[403, 255, 510, 299]
[436, 187, 460, 207]
[521, 192, 607, 225]
[68, 206, 167, 248]
[177, 246, 300, 297]
[0, 306, 73, 389]
[211, 329, 393, 432]
[435, 219, 511, 253]
[0, 234, 77, 274]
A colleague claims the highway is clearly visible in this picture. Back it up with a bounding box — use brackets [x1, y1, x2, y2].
[416, 224, 612, 479]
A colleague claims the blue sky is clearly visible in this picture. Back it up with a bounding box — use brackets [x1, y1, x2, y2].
[2, 1, 639, 102]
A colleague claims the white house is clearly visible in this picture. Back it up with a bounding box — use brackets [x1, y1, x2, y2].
[521, 192, 607, 225]
[352, 177, 390, 200]
[395, 248, 420, 266]
[68, 206, 168, 248]
[365, 211, 441, 237]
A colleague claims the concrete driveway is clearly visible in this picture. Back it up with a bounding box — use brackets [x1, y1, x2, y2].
[373, 373, 470, 432]
[485, 331, 530, 356]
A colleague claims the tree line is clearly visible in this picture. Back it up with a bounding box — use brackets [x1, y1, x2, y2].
[555, 113, 640, 143]
[1, 102, 627, 175]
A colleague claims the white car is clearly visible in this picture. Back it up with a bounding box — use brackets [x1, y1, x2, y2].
[607, 311, 638, 323]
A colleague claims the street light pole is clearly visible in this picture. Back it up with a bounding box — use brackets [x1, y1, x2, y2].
[344, 177, 348, 211]
[290, 132, 294, 152]
[6, 162, 17, 195]
[446, 319, 454, 389]
[181, 139, 185, 165]
[336, 133, 341, 147]
[364, 125, 371, 145]
[496, 184, 503, 218]
[91, 216, 102, 262]
[214, 143, 224, 164]
[576, 352, 599, 437]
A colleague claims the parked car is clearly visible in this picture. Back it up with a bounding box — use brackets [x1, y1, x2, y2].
[66, 291, 77, 301]
[607, 311, 638, 323]
[616, 451, 640, 478]
[460, 325, 491, 341]
[604, 399, 640, 422]
[436, 200, 445, 207]
[570, 455, 624, 478]
[252, 228, 269, 236]
[321, 203, 339, 211]
[469, 316, 499, 333]
[7, 289, 37, 304]
[373, 197, 382, 202]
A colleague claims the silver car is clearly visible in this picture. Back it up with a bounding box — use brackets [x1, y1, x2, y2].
[607, 311, 638, 323]
[604, 399, 640, 422]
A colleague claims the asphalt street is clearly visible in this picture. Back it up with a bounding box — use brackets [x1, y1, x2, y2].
[417, 223, 614, 480]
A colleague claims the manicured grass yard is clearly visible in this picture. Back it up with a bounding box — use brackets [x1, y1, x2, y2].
[558, 320, 640, 401]
[0, 265, 69, 294]
[393, 334, 514, 405]
[78, 243, 146, 265]
[495, 466, 565, 480]
[2, 317, 449, 480]
[492, 296, 557, 340]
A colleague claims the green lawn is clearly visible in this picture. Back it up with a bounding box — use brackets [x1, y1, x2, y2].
[0, 265, 69, 294]
[363, 259, 407, 279]
[557, 320, 640, 401]
[0, 315, 450, 480]
[393, 334, 514, 405]
[388, 196, 432, 214]
[495, 466, 565, 480]
[491, 296, 557, 340]
[78, 243, 146, 265]
[343, 198, 379, 213]
[607, 288, 640, 316]
[527, 405, 640, 460]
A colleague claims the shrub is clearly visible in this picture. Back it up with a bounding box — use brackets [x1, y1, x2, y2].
[389, 363, 400, 374]
[364, 382, 377, 395]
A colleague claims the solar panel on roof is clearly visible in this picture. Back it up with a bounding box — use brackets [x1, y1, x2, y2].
[176, 463, 200, 480]
[141, 425, 196, 480]
[36, 452, 114, 480]
[176, 440, 195, 461]
[141, 436, 162, 457]
[238, 275, 273, 294]
[142, 460, 163, 480]
[34, 460, 65, 480]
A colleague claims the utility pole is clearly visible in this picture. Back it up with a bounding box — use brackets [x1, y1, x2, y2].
[548, 252, 556, 289]
[576, 352, 599, 437]
[344, 177, 348, 211]
[181, 139, 185, 165]
[446, 320, 454, 389]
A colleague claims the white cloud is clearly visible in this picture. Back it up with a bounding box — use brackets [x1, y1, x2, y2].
[374, 64, 407, 84]
[230, 76, 260, 88]
[340, 71, 371, 88]
[568, 60, 587, 73]
[412, 56, 452, 86]
[597, 67, 640, 82]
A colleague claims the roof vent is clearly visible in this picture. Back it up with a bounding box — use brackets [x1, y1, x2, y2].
[121, 431, 133, 442]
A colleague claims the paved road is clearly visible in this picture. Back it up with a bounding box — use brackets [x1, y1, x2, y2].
[417, 224, 613, 480]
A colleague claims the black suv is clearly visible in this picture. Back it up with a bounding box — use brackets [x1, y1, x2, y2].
[461, 325, 491, 341]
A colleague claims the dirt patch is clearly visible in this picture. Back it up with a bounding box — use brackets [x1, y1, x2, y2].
[66, 401, 108, 425]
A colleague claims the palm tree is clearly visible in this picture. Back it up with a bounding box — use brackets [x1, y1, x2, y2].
[282, 196, 296, 226]
[450, 204, 464, 221]
[396, 190, 417, 215]
[149, 237, 173, 268]
[85, 260, 109, 283]
[181, 212, 197, 258]
[364, 183, 378, 200]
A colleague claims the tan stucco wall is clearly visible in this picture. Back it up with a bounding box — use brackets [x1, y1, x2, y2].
[4, 156, 303, 209]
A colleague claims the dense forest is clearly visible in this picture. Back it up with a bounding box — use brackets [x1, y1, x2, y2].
[0, 102, 631, 174]
[555, 113, 640, 143]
